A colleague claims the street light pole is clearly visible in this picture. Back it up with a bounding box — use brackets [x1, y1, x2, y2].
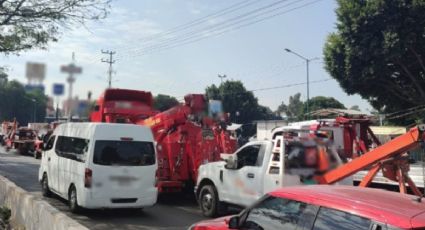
[31, 99, 36, 122]
[284, 48, 318, 119]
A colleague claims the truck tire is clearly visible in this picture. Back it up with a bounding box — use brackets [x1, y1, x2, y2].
[34, 150, 41, 159]
[199, 184, 227, 217]
[69, 186, 81, 213]
[41, 174, 52, 197]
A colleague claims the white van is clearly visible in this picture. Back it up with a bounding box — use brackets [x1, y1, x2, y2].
[38, 122, 158, 212]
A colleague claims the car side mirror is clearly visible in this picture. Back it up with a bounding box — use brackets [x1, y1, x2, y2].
[228, 216, 240, 229]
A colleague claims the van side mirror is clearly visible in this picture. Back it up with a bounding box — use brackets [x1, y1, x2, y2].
[228, 216, 240, 229]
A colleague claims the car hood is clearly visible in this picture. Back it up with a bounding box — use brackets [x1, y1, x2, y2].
[191, 216, 233, 230]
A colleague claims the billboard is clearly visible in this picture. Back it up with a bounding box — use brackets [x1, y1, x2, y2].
[26, 62, 46, 83]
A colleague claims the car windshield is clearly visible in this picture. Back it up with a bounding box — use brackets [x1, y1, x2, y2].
[93, 140, 155, 166]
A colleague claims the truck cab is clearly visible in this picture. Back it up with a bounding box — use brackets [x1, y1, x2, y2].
[196, 135, 347, 217]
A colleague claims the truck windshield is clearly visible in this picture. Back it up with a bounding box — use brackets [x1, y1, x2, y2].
[93, 140, 155, 166]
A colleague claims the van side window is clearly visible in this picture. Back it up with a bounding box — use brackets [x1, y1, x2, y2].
[55, 136, 90, 162]
[44, 136, 56, 151]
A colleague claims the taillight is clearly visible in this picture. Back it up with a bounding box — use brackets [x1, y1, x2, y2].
[84, 168, 92, 188]
[154, 169, 158, 187]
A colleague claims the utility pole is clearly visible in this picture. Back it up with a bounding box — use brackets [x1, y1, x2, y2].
[284, 48, 319, 119]
[218, 74, 227, 85]
[101, 50, 116, 88]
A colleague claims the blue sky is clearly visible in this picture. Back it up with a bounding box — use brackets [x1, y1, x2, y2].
[0, 0, 372, 112]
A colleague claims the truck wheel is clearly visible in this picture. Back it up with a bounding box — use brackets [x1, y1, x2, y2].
[34, 151, 41, 159]
[199, 185, 226, 217]
[41, 174, 51, 197]
[69, 186, 81, 213]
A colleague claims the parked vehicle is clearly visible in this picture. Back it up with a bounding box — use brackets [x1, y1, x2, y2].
[197, 124, 425, 217]
[190, 185, 425, 230]
[195, 135, 348, 217]
[38, 122, 158, 212]
[91, 88, 237, 194]
[5, 126, 37, 155]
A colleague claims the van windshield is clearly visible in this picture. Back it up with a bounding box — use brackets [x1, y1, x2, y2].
[93, 141, 155, 166]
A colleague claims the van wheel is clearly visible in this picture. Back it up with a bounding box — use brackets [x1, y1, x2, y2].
[41, 174, 51, 197]
[69, 186, 80, 213]
[199, 185, 226, 217]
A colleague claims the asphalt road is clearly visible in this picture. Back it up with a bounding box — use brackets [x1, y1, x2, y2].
[0, 147, 208, 230]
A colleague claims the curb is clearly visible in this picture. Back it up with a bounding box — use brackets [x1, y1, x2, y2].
[0, 175, 88, 230]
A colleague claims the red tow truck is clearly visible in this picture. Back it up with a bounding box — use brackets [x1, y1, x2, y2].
[91, 88, 237, 193]
[5, 121, 38, 155]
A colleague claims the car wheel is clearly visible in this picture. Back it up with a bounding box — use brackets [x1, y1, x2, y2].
[199, 185, 226, 217]
[41, 174, 51, 197]
[68, 186, 80, 213]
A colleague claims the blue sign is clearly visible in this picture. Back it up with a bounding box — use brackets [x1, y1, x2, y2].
[25, 84, 45, 93]
[52, 83, 64, 96]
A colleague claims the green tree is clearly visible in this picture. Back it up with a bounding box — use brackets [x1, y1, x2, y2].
[153, 94, 179, 112]
[0, 0, 110, 54]
[323, 0, 425, 124]
[205, 80, 272, 124]
[305, 96, 346, 113]
[0, 79, 47, 125]
[350, 105, 361, 111]
[277, 93, 304, 121]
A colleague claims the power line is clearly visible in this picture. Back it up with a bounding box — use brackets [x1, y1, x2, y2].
[118, 0, 259, 51]
[386, 107, 425, 120]
[385, 104, 425, 118]
[101, 50, 116, 88]
[116, 0, 301, 58]
[177, 77, 332, 100]
[116, 0, 320, 59]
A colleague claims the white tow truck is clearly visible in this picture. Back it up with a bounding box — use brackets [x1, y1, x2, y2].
[195, 134, 349, 217]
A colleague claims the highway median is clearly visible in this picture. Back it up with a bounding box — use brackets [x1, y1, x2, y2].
[0, 175, 87, 230]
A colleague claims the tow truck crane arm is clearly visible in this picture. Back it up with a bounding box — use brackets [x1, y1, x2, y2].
[315, 125, 425, 196]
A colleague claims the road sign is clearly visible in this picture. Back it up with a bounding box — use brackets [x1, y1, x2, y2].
[52, 83, 64, 96]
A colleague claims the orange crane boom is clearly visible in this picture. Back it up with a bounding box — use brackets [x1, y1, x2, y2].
[315, 125, 425, 196]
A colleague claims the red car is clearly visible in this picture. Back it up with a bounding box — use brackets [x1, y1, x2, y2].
[190, 185, 425, 230]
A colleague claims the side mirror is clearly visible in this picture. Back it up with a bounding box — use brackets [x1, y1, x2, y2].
[228, 216, 240, 229]
[226, 157, 237, 170]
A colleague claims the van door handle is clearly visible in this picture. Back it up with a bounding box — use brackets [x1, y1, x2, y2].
[247, 173, 255, 179]
[48, 157, 51, 162]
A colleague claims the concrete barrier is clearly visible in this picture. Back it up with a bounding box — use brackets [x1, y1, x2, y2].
[0, 175, 88, 230]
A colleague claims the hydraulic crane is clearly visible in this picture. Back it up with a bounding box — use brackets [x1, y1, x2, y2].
[138, 94, 237, 192]
[315, 124, 425, 196]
